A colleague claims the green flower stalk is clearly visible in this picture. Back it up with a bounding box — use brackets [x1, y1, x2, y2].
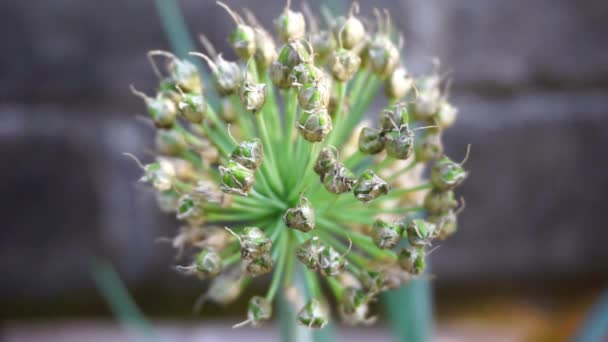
[129, 0, 469, 329]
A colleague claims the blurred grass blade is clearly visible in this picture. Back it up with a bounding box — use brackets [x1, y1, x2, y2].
[575, 288, 608, 342]
[92, 260, 159, 342]
[384, 278, 433, 342]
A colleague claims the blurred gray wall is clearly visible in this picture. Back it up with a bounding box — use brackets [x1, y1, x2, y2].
[1, 0, 607, 316]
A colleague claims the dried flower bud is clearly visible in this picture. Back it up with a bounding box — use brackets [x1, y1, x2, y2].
[410, 76, 441, 121]
[333, 9, 366, 50]
[415, 132, 443, 162]
[323, 163, 356, 194]
[358, 127, 385, 154]
[230, 24, 257, 60]
[296, 236, 325, 270]
[297, 298, 329, 329]
[434, 101, 458, 130]
[430, 156, 468, 191]
[371, 219, 402, 249]
[269, 61, 292, 89]
[219, 97, 238, 123]
[140, 158, 176, 191]
[219, 160, 255, 196]
[241, 296, 273, 327]
[319, 245, 347, 276]
[236, 226, 272, 260]
[329, 48, 361, 82]
[178, 92, 206, 124]
[169, 59, 202, 94]
[253, 27, 277, 69]
[297, 108, 333, 142]
[239, 79, 266, 113]
[428, 211, 458, 240]
[284, 196, 315, 232]
[314, 147, 338, 177]
[177, 194, 205, 223]
[155, 129, 188, 156]
[311, 31, 335, 62]
[297, 80, 331, 110]
[246, 253, 274, 277]
[193, 53, 243, 96]
[353, 170, 390, 203]
[195, 249, 223, 278]
[291, 63, 324, 86]
[339, 287, 376, 326]
[231, 138, 264, 170]
[360, 268, 409, 294]
[385, 67, 413, 100]
[380, 102, 409, 131]
[423, 189, 458, 215]
[278, 39, 312, 70]
[275, 4, 306, 43]
[384, 126, 414, 160]
[398, 247, 426, 275]
[156, 190, 179, 213]
[406, 219, 436, 247]
[368, 36, 399, 78]
[203, 270, 245, 306]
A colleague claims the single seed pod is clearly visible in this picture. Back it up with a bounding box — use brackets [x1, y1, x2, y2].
[140, 158, 176, 192]
[359, 269, 407, 294]
[297, 80, 331, 110]
[310, 30, 335, 62]
[193, 53, 243, 96]
[200, 269, 245, 307]
[415, 132, 444, 162]
[297, 298, 329, 329]
[239, 79, 266, 113]
[155, 129, 188, 156]
[398, 246, 426, 275]
[333, 11, 366, 50]
[170, 158, 198, 182]
[323, 163, 356, 194]
[169, 59, 202, 94]
[158, 78, 182, 104]
[195, 249, 223, 278]
[339, 287, 376, 326]
[406, 219, 436, 247]
[358, 127, 385, 154]
[219, 97, 238, 123]
[235, 226, 272, 260]
[434, 101, 458, 130]
[428, 210, 458, 240]
[430, 156, 468, 191]
[284, 196, 315, 232]
[297, 108, 333, 142]
[380, 102, 409, 131]
[231, 138, 264, 170]
[329, 48, 361, 82]
[314, 147, 338, 177]
[156, 190, 179, 213]
[423, 189, 458, 215]
[278, 40, 313, 69]
[371, 219, 403, 249]
[246, 253, 274, 277]
[243, 296, 273, 327]
[385, 67, 413, 100]
[368, 36, 400, 78]
[291, 63, 324, 86]
[176, 194, 205, 223]
[269, 61, 292, 89]
[319, 245, 347, 276]
[253, 27, 277, 69]
[229, 24, 257, 60]
[296, 236, 325, 270]
[384, 126, 414, 160]
[353, 170, 390, 203]
[177, 92, 206, 124]
[275, 4, 306, 43]
[219, 160, 255, 196]
[131, 86, 178, 129]
[410, 76, 441, 121]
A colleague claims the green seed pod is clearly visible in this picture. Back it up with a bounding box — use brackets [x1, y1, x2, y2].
[241, 296, 273, 327]
[217, 1, 256, 60]
[323, 163, 356, 194]
[353, 170, 390, 203]
[371, 219, 403, 249]
[384, 126, 414, 160]
[155, 129, 188, 156]
[274, 2, 306, 43]
[360, 269, 407, 294]
[297, 80, 331, 110]
[231, 138, 264, 170]
[314, 147, 338, 177]
[192, 53, 243, 96]
[296, 236, 325, 270]
[177, 92, 206, 124]
[333, 4, 366, 50]
[358, 127, 385, 154]
[380, 102, 409, 131]
[429, 210, 458, 240]
[319, 245, 347, 276]
[131, 86, 178, 129]
[195, 249, 223, 278]
[269, 61, 292, 89]
[297, 298, 329, 329]
[291, 63, 324, 86]
[423, 189, 458, 215]
[140, 158, 176, 192]
[368, 36, 399, 78]
[430, 156, 468, 191]
[385, 67, 413, 100]
[169, 59, 202, 94]
[434, 101, 458, 130]
[329, 48, 361, 82]
[158, 78, 182, 104]
[237, 226, 272, 260]
[415, 132, 444, 162]
[297, 108, 333, 142]
[398, 247, 426, 275]
[239, 79, 266, 113]
[253, 27, 277, 69]
[339, 287, 376, 326]
[406, 219, 436, 247]
[278, 39, 313, 69]
[219, 160, 255, 196]
[176, 194, 204, 223]
[246, 253, 274, 277]
[284, 196, 315, 232]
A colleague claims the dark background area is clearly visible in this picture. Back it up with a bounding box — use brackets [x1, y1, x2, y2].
[1, 0, 608, 338]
